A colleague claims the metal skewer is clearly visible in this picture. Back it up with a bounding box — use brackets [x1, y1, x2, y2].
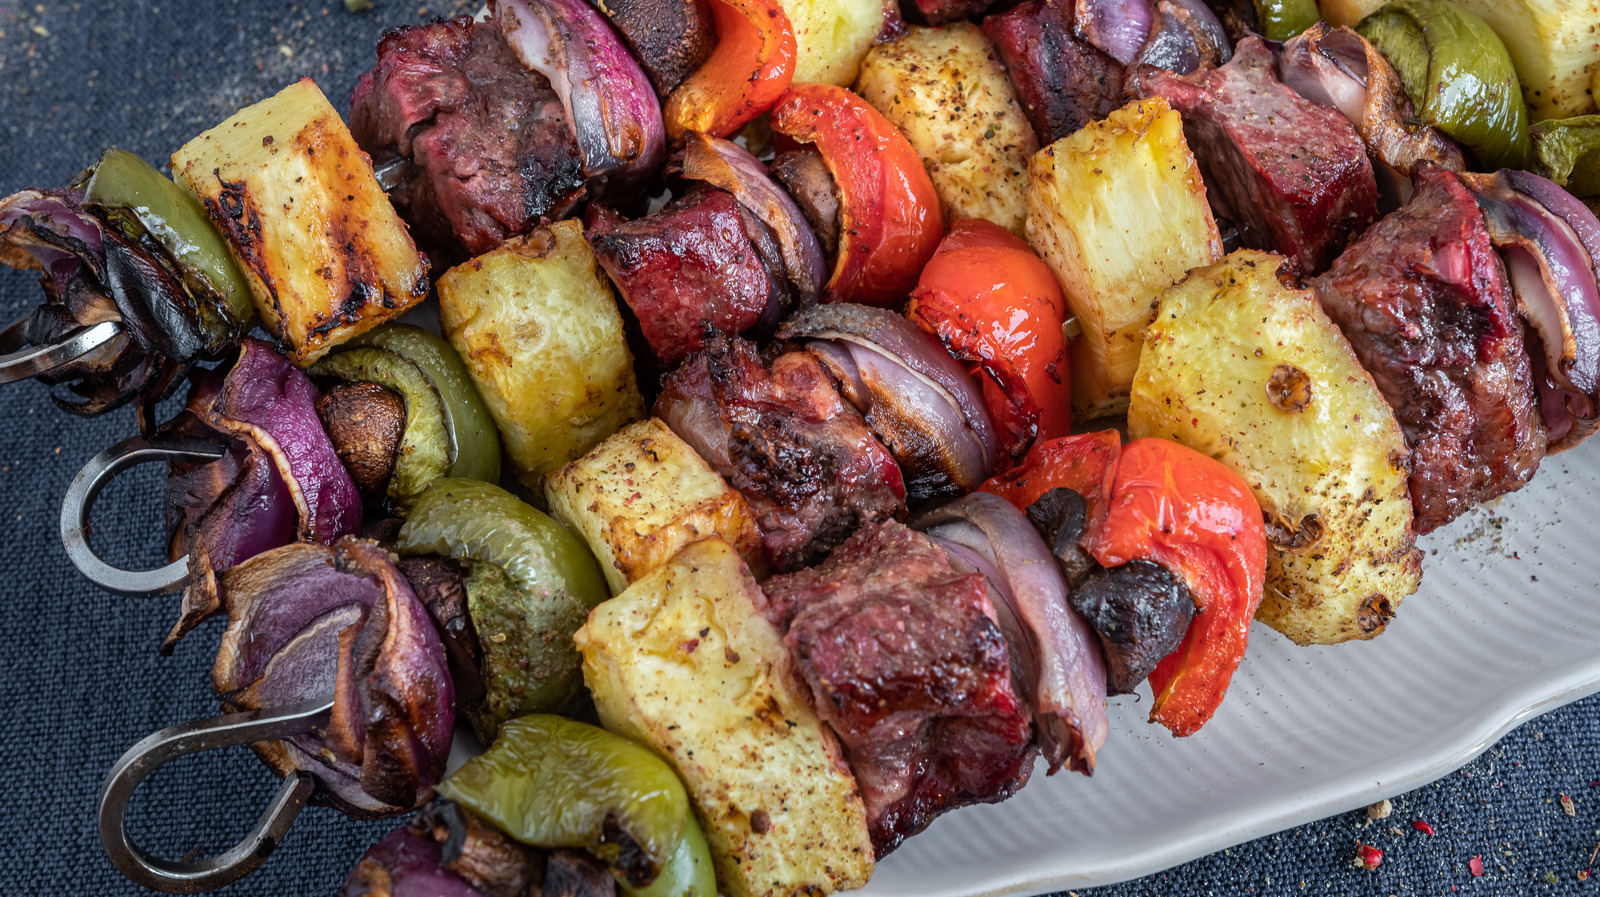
[0, 315, 124, 384]
[98, 698, 335, 894]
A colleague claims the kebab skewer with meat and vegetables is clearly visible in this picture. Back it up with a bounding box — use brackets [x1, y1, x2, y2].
[5, 0, 1600, 891]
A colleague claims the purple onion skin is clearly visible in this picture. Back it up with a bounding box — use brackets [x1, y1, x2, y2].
[214, 538, 455, 817]
[777, 304, 1000, 475]
[680, 134, 828, 304]
[493, 0, 666, 187]
[1466, 170, 1600, 448]
[211, 339, 363, 544]
[0, 188, 102, 297]
[1075, 0, 1155, 65]
[340, 824, 486, 897]
[914, 492, 1109, 775]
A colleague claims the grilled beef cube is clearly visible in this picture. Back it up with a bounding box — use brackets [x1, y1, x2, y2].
[591, 0, 716, 97]
[909, 0, 1001, 24]
[763, 520, 1036, 857]
[350, 17, 586, 257]
[1313, 164, 1545, 532]
[588, 188, 792, 367]
[982, 0, 1124, 145]
[656, 333, 907, 572]
[1139, 36, 1378, 274]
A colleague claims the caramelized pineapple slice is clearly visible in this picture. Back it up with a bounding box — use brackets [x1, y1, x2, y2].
[546, 417, 765, 594]
[575, 538, 874, 897]
[1026, 96, 1224, 419]
[171, 78, 429, 365]
[1129, 249, 1423, 645]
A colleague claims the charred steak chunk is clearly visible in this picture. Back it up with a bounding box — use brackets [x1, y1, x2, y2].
[590, 0, 716, 97]
[763, 520, 1036, 856]
[769, 148, 842, 259]
[1140, 35, 1378, 274]
[656, 333, 907, 572]
[982, 0, 1124, 146]
[350, 17, 586, 257]
[1314, 164, 1546, 532]
[588, 187, 792, 366]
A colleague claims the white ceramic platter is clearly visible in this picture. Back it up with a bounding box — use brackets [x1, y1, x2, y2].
[850, 448, 1599, 895]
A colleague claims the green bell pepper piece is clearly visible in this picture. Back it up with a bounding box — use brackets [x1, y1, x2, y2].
[438, 714, 716, 897]
[395, 479, 607, 713]
[459, 561, 559, 742]
[1532, 116, 1600, 197]
[310, 346, 452, 509]
[1253, 0, 1318, 41]
[348, 324, 501, 485]
[80, 147, 256, 329]
[1358, 0, 1533, 172]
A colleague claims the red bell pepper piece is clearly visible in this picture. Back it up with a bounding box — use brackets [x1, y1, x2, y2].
[663, 0, 796, 139]
[769, 83, 943, 306]
[982, 433, 1266, 736]
[908, 218, 1072, 463]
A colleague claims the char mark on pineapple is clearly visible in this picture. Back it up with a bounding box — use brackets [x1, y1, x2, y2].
[1313, 164, 1546, 532]
[1139, 35, 1378, 274]
[762, 520, 1036, 857]
[349, 17, 586, 258]
[655, 333, 907, 573]
[982, 0, 1124, 146]
[587, 187, 794, 367]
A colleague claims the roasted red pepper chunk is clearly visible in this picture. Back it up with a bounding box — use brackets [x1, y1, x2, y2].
[770, 83, 944, 307]
[663, 0, 796, 139]
[908, 218, 1072, 464]
[983, 432, 1267, 737]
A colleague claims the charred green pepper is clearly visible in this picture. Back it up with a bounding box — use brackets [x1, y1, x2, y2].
[79, 148, 255, 342]
[395, 479, 607, 715]
[311, 324, 501, 509]
[1253, 0, 1318, 41]
[438, 714, 716, 897]
[1357, 0, 1532, 171]
[1532, 116, 1600, 197]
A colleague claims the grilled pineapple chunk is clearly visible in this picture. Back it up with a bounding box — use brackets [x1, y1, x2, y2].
[1129, 250, 1423, 645]
[575, 538, 874, 897]
[1320, 0, 1600, 119]
[171, 78, 429, 365]
[438, 221, 644, 489]
[855, 24, 1039, 235]
[1026, 97, 1223, 419]
[777, 0, 886, 85]
[546, 418, 765, 594]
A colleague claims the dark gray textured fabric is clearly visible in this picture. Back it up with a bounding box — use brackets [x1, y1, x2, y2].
[0, 2, 1596, 894]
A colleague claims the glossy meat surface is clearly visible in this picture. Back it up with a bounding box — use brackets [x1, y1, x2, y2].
[1314, 165, 1546, 532]
[982, 0, 1124, 146]
[1140, 36, 1377, 274]
[763, 520, 1035, 856]
[588, 188, 790, 366]
[656, 334, 907, 571]
[350, 17, 585, 256]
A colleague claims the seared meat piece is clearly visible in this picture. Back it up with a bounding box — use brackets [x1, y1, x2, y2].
[591, 0, 716, 97]
[910, 0, 1001, 24]
[1314, 164, 1546, 532]
[769, 148, 841, 258]
[763, 520, 1036, 856]
[982, 0, 1124, 145]
[350, 17, 586, 256]
[1069, 560, 1195, 695]
[1140, 36, 1378, 274]
[656, 333, 907, 572]
[588, 188, 792, 366]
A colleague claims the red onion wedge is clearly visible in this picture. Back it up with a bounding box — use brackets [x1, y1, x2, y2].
[212, 538, 455, 817]
[209, 339, 362, 544]
[778, 303, 999, 497]
[1279, 23, 1463, 204]
[679, 133, 827, 305]
[1076, 0, 1155, 66]
[915, 492, 1109, 775]
[492, 0, 665, 187]
[341, 820, 488, 897]
[1463, 170, 1600, 452]
[1134, 0, 1228, 74]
